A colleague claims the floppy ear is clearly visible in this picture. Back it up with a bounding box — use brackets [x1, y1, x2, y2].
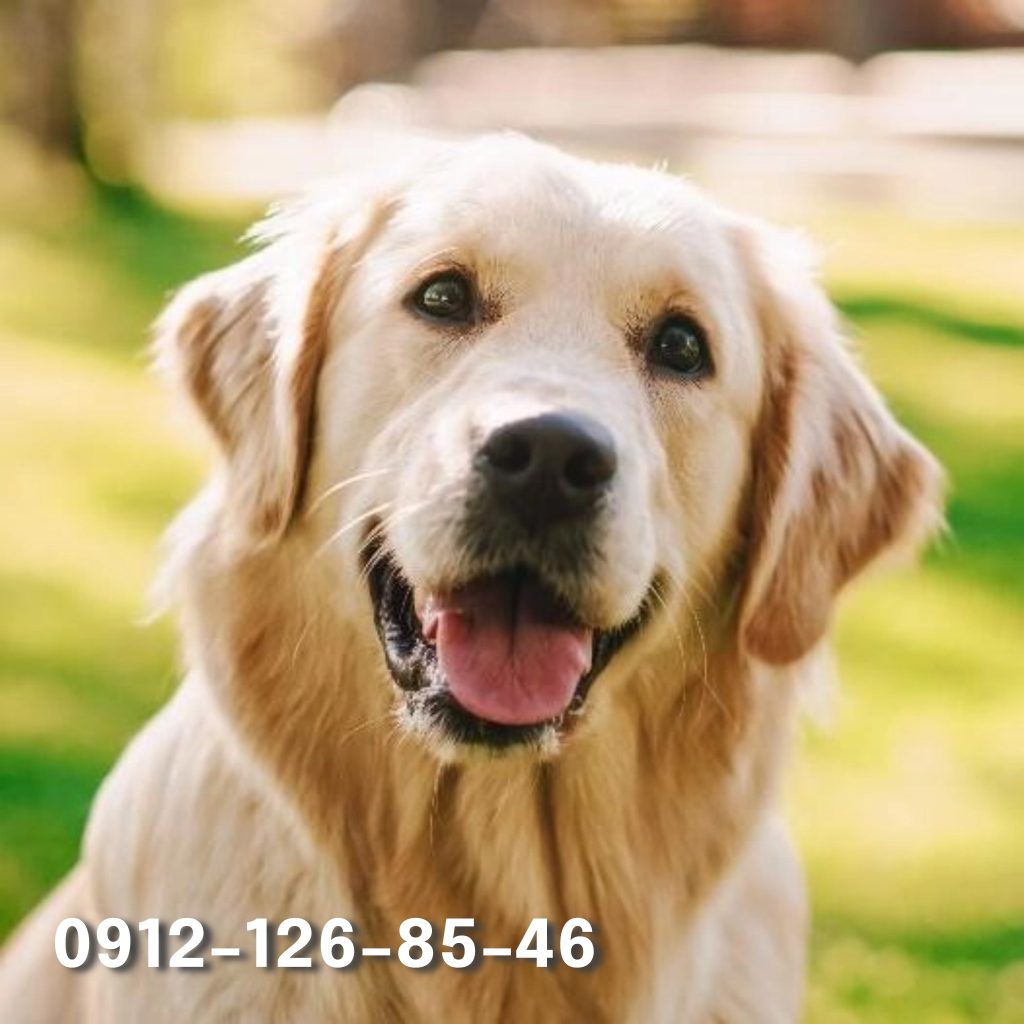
[735, 221, 945, 665]
[155, 202, 383, 546]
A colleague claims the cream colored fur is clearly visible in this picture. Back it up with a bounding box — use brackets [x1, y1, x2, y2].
[0, 134, 943, 1023]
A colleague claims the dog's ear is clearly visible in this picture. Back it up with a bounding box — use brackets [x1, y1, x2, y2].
[155, 202, 383, 546]
[734, 220, 944, 665]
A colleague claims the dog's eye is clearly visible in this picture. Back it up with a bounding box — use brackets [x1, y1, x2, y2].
[648, 315, 711, 379]
[411, 272, 474, 323]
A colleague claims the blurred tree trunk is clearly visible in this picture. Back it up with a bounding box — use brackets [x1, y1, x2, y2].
[5, 0, 84, 159]
[824, 0, 897, 61]
[3, 0, 157, 182]
[304, 0, 490, 96]
[302, 0, 616, 98]
[76, 0, 159, 183]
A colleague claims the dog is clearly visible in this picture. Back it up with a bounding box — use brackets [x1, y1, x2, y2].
[0, 133, 942, 1022]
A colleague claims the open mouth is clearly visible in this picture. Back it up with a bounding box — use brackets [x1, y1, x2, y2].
[365, 541, 654, 748]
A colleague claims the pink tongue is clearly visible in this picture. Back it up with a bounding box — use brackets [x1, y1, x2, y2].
[424, 577, 592, 726]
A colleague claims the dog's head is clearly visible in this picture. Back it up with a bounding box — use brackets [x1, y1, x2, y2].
[158, 135, 942, 758]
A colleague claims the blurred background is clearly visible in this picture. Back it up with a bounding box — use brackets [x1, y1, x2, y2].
[1, 1, 1022, 1020]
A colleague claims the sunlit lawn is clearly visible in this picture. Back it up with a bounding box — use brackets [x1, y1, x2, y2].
[1, 176, 1022, 1022]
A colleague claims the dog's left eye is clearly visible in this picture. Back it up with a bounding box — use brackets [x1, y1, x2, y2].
[411, 272, 474, 323]
[648, 314, 711, 379]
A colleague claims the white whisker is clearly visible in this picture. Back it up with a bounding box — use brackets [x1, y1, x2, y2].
[307, 466, 394, 516]
[678, 585, 730, 726]
[314, 501, 394, 561]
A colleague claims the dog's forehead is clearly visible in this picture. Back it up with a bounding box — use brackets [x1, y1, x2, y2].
[386, 137, 731, 283]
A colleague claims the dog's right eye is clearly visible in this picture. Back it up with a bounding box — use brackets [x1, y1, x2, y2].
[411, 272, 474, 323]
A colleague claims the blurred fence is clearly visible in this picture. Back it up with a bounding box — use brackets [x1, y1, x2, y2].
[142, 46, 1024, 222]
[2, 2, 1023, 223]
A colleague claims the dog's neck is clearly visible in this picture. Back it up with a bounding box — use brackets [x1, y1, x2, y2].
[180, 532, 798, 1014]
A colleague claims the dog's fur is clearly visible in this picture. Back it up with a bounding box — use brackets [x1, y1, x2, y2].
[0, 135, 943, 1023]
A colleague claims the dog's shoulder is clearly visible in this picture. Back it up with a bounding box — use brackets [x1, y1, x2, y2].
[85, 679, 320, 916]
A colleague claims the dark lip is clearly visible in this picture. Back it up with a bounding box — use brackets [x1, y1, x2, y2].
[363, 536, 657, 748]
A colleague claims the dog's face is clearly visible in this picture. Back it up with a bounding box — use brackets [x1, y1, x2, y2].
[312, 141, 767, 751]
[159, 135, 941, 758]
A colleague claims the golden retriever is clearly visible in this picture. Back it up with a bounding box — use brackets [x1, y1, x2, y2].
[0, 133, 942, 1023]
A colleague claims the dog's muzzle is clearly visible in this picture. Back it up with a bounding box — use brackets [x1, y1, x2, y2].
[364, 411, 654, 749]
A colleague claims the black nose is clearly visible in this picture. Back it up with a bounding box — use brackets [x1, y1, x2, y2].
[475, 412, 617, 527]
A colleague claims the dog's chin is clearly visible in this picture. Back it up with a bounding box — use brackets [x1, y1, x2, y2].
[364, 541, 656, 754]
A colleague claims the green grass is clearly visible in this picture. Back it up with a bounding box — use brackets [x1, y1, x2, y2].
[790, 210, 1024, 1022]
[1, 177, 1022, 1021]
[0, 175, 248, 935]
